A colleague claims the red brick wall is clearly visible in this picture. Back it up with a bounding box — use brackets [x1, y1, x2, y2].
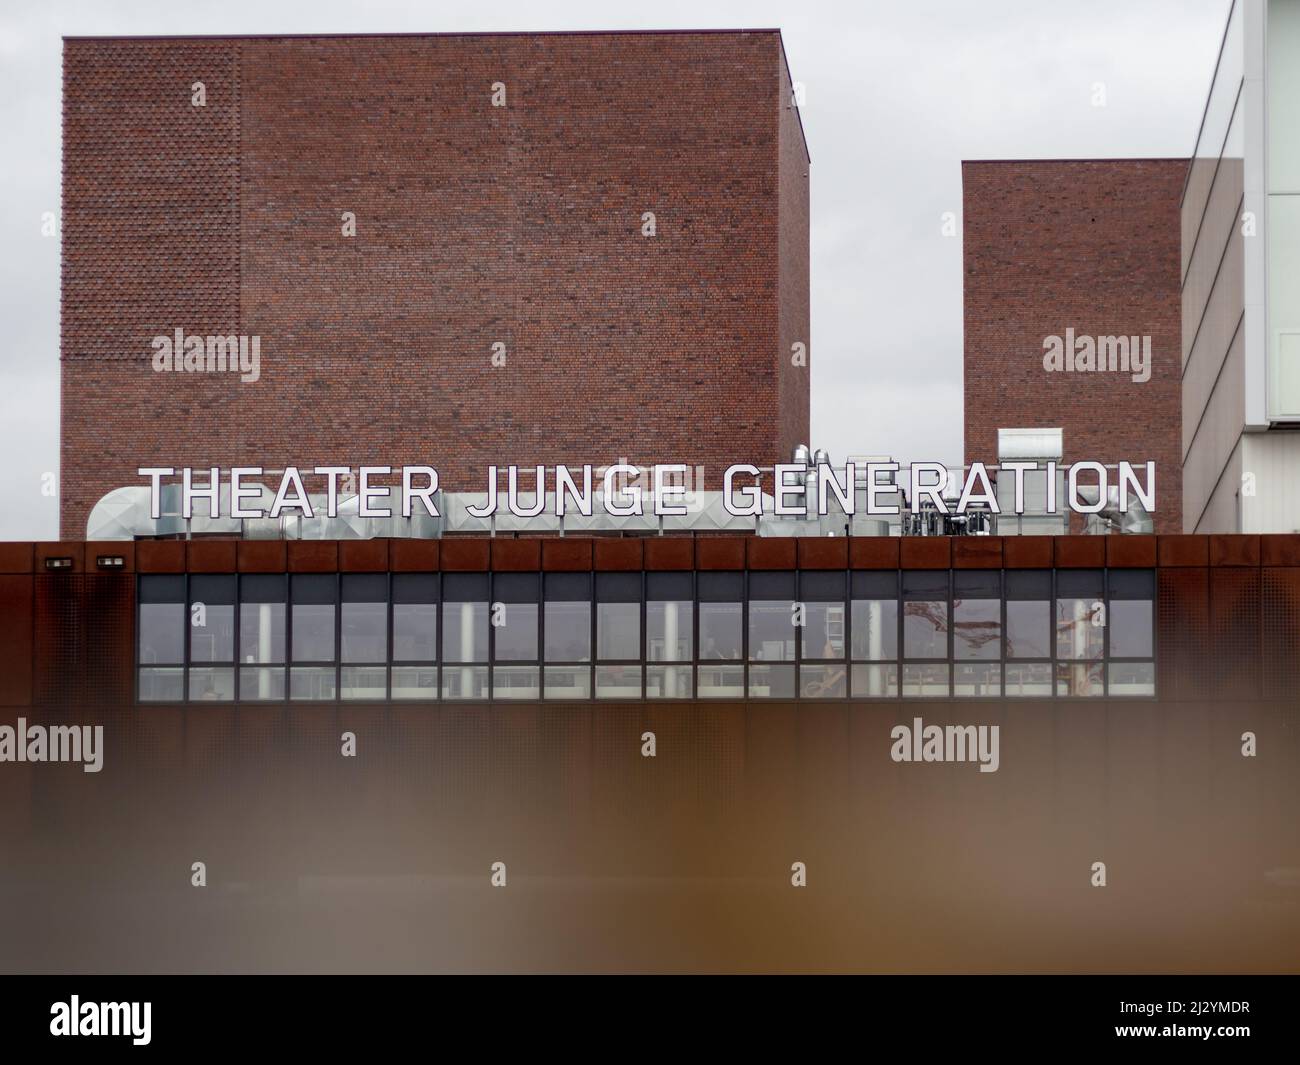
[777, 38, 810, 465]
[61, 39, 241, 537]
[962, 159, 1185, 533]
[60, 32, 811, 537]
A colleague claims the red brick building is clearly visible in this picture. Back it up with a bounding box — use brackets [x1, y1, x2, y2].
[962, 159, 1185, 532]
[59, 31, 810, 538]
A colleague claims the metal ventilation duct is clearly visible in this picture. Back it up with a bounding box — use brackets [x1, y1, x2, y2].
[1077, 485, 1155, 535]
[997, 427, 1064, 462]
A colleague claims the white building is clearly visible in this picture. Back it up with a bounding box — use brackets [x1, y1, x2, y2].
[1183, 0, 1300, 533]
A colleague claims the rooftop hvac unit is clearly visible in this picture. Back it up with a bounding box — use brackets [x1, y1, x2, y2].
[1078, 485, 1154, 535]
[997, 427, 1063, 463]
[847, 455, 897, 486]
[995, 427, 1068, 536]
[845, 455, 904, 535]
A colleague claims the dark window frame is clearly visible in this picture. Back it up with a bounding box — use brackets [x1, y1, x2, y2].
[135, 564, 1156, 705]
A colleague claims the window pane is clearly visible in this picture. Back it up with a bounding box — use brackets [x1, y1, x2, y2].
[341, 665, 386, 700]
[1056, 661, 1103, 696]
[1268, 193, 1300, 420]
[443, 602, 489, 663]
[699, 602, 742, 660]
[341, 601, 387, 663]
[291, 575, 336, 663]
[1004, 662, 1052, 696]
[904, 601, 948, 659]
[239, 666, 286, 700]
[954, 662, 1000, 696]
[493, 602, 538, 661]
[443, 664, 488, 699]
[697, 663, 744, 698]
[749, 663, 795, 698]
[544, 664, 591, 700]
[902, 663, 949, 696]
[1057, 598, 1105, 660]
[290, 666, 336, 701]
[647, 600, 692, 662]
[493, 665, 540, 699]
[902, 571, 947, 598]
[597, 602, 639, 661]
[1109, 600, 1153, 657]
[1107, 660, 1155, 696]
[188, 666, 235, 702]
[292, 604, 335, 662]
[544, 601, 591, 662]
[595, 664, 641, 698]
[391, 665, 438, 700]
[953, 599, 1000, 660]
[800, 663, 847, 698]
[801, 571, 846, 603]
[802, 602, 846, 660]
[393, 604, 437, 662]
[240, 602, 285, 664]
[1108, 570, 1154, 598]
[189, 603, 235, 663]
[749, 601, 795, 662]
[139, 603, 185, 665]
[851, 663, 898, 697]
[139, 666, 183, 701]
[1006, 601, 1050, 659]
[647, 664, 693, 698]
[184, 579, 235, 663]
[188, 575, 235, 663]
[851, 599, 898, 660]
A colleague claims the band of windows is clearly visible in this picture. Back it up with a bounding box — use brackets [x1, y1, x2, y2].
[137, 568, 1155, 702]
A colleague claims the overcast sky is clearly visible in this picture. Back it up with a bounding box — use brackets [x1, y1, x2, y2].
[0, 0, 1230, 539]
